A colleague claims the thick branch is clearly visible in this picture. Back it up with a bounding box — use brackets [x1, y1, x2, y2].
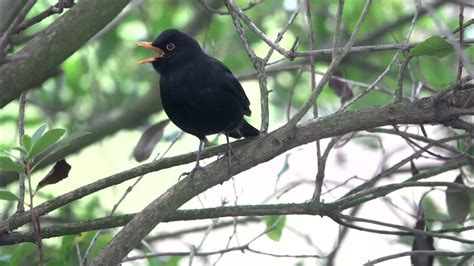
[0, 0, 131, 108]
[0, 90, 474, 234]
[1, 89, 471, 236]
[91, 88, 473, 264]
[0, 88, 471, 251]
[0, 6, 221, 188]
[3, 194, 472, 246]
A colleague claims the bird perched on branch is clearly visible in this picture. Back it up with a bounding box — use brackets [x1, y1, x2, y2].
[137, 29, 259, 179]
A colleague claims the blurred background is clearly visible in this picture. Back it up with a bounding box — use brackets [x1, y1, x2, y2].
[1, 0, 473, 265]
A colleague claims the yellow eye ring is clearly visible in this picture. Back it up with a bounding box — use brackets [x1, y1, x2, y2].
[166, 42, 175, 51]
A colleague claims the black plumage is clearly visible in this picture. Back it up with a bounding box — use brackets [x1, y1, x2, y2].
[137, 29, 259, 177]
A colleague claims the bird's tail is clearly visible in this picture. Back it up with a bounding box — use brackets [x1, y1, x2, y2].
[228, 120, 260, 139]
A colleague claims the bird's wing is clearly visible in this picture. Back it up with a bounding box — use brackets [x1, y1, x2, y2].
[209, 57, 252, 116]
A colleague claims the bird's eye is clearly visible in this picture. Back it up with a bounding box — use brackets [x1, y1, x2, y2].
[166, 42, 175, 51]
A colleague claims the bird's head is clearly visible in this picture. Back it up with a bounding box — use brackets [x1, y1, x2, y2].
[136, 29, 202, 74]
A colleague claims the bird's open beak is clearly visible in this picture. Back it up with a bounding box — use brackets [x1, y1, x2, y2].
[136, 41, 165, 64]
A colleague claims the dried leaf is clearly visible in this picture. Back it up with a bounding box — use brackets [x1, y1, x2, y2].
[411, 217, 435, 266]
[36, 159, 71, 192]
[133, 120, 170, 162]
[329, 70, 353, 104]
[445, 174, 470, 223]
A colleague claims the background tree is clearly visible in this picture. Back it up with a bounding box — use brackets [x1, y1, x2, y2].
[0, 0, 473, 265]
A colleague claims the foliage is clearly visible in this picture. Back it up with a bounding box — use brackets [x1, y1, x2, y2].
[0, 1, 472, 265]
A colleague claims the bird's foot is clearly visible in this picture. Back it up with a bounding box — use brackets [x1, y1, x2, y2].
[225, 146, 240, 176]
[179, 165, 207, 184]
[228, 145, 240, 163]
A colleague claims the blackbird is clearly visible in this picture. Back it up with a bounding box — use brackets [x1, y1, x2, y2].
[137, 29, 259, 177]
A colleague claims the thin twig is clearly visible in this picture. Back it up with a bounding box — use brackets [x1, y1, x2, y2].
[262, 4, 300, 64]
[303, 0, 323, 203]
[453, 18, 473, 34]
[224, 0, 272, 132]
[75, 242, 83, 266]
[189, 218, 218, 266]
[339, 51, 400, 112]
[338, 213, 474, 244]
[332, 0, 345, 59]
[424, 2, 474, 77]
[312, 137, 342, 201]
[16, 92, 27, 213]
[365, 250, 474, 265]
[224, 0, 293, 59]
[0, 0, 37, 59]
[289, 0, 373, 126]
[295, 38, 474, 58]
[341, 134, 467, 199]
[395, 0, 420, 101]
[356, 0, 449, 45]
[198, 0, 260, 15]
[15, 0, 76, 34]
[81, 131, 183, 263]
[456, 2, 465, 104]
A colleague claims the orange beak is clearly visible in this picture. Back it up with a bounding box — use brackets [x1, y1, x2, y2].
[136, 41, 165, 64]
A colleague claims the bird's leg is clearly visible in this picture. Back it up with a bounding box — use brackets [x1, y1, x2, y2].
[180, 138, 207, 183]
[224, 131, 239, 176]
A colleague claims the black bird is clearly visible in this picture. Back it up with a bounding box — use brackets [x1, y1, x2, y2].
[137, 29, 259, 177]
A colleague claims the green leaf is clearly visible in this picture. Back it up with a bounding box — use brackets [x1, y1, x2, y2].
[0, 255, 11, 266]
[457, 138, 474, 157]
[29, 128, 65, 158]
[446, 174, 470, 223]
[0, 190, 19, 201]
[11, 147, 28, 157]
[1, 150, 20, 161]
[0, 156, 24, 173]
[265, 215, 286, 241]
[59, 131, 91, 148]
[55, 235, 76, 265]
[31, 124, 48, 144]
[164, 256, 183, 266]
[63, 54, 85, 94]
[10, 243, 36, 266]
[22, 135, 32, 152]
[409, 35, 454, 58]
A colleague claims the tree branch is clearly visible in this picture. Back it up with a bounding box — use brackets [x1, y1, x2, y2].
[3, 195, 472, 246]
[356, 0, 449, 45]
[0, 87, 162, 187]
[1, 88, 471, 236]
[365, 250, 474, 265]
[0, 5, 225, 188]
[0, 0, 131, 108]
[91, 88, 473, 264]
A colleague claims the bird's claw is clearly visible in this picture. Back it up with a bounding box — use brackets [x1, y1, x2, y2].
[179, 165, 207, 184]
[227, 148, 240, 165]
